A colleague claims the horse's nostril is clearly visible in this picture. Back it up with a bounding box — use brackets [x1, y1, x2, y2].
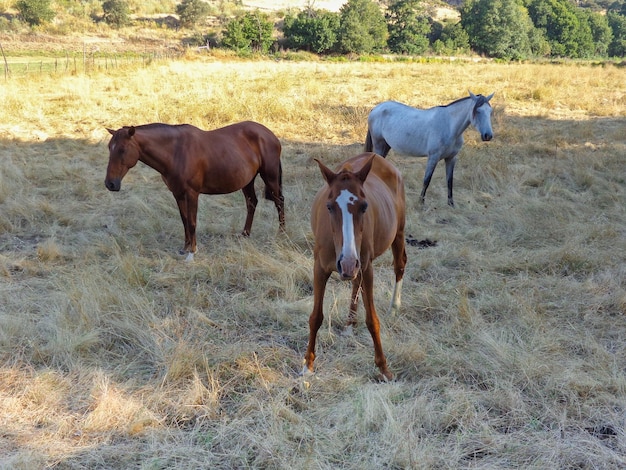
[105, 180, 119, 191]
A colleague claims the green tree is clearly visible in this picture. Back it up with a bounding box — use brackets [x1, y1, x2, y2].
[527, 0, 594, 57]
[432, 21, 471, 55]
[15, 0, 55, 25]
[176, 0, 211, 29]
[337, 0, 387, 54]
[607, 10, 626, 56]
[461, 0, 534, 59]
[102, 0, 130, 28]
[386, 0, 431, 55]
[283, 9, 340, 53]
[222, 11, 274, 53]
[585, 10, 612, 56]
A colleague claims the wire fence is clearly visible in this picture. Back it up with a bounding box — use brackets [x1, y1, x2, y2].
[1, 46, 184, 79]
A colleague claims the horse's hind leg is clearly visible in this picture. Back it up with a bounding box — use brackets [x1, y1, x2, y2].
[444, 155, 457, 207]
[389, 231, 407, 315]
[261, 168, 285, 231]
[175, 192, 199, 261]
[374, 138, 391, 158]
[241, 180, 258, 236]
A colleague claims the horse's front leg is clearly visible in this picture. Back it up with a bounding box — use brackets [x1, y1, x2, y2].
[361, 263, 393, 381]
[346, 276, 362, 328]
[241, 180, 258, 236]
[444, 155, 458, 207]
[303, 261, 331, 376]
[420, 156, 440, 205]
[175, 191, 199, 261]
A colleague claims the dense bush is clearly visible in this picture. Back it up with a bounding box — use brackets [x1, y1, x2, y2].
[221, 11, 275, 53]
[15, 0, 55, 25]
[176, 0, 211, 29]
[283, 9, 340, 54]
[102, 0, 130, 28]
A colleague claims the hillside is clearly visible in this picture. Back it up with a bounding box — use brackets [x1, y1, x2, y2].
[0, 0, 460, 55]
[242, 0, 347, 11]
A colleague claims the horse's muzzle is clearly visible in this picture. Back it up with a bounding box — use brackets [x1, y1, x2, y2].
[337, 255, 360, 280]
[482, 132, 493, 142]
[105, 179, 121, 191]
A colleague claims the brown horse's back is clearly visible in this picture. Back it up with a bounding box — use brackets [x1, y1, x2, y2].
[184, 121, 281, 195]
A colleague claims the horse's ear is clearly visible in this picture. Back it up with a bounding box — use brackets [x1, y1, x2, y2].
[106, 128, 115, 135]
[485, 92, 495, 102]
[128, 126, 136, 137]
[356, 154, 375, 183]
[314, 158, 336, 185]
[469, 90, 476, 99]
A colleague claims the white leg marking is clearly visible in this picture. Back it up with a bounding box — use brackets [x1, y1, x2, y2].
[390, 278, 403, 314]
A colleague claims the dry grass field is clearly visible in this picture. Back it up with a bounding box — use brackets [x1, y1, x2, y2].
[0, 57, 625, 469]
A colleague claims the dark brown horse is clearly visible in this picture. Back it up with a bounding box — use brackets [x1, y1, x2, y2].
[105, 121, 285, 261]
[303, 153, 407, 381]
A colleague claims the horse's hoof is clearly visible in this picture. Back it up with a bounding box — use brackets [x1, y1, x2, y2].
[380, 370, 394, 382]
[300, 365, 314, 377]
[178, 249, 196, 262]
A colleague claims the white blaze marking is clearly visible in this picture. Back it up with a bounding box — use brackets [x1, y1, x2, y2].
[336, 189, 358, 260]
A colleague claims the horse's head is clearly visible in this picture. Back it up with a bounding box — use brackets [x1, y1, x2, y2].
[315, 156, 374, 280]
[104, 126, 140, 191]
[469, 91, 494, 142]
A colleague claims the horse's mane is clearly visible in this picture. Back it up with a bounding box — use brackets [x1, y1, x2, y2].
[443, 96, 471, 107]
[135, 123, 189, 131]
[441, 95, 489, 115]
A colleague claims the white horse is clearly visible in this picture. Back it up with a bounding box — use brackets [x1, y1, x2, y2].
[365, 92, 494, 207]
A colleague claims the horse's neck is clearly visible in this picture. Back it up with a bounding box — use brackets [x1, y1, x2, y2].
[446, 99, 473, 134]
[136, 130, 176, 175]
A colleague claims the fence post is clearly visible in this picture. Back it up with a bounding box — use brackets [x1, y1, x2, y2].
[0, 41, 9, 79]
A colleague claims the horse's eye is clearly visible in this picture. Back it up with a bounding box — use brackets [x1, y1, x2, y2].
[360, 202, 368, 213]
[326, 203, 334, 213]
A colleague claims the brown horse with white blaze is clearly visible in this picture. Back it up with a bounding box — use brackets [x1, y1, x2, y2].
[303, 153, 407, 381]
[104, 121, 285, 261]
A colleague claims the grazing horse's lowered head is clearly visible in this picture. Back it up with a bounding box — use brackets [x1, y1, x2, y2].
[104, 126, 139, 192]
[103, 121, 285, 261]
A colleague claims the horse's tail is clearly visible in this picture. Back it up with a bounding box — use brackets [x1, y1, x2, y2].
[364, 129, 373, 152]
